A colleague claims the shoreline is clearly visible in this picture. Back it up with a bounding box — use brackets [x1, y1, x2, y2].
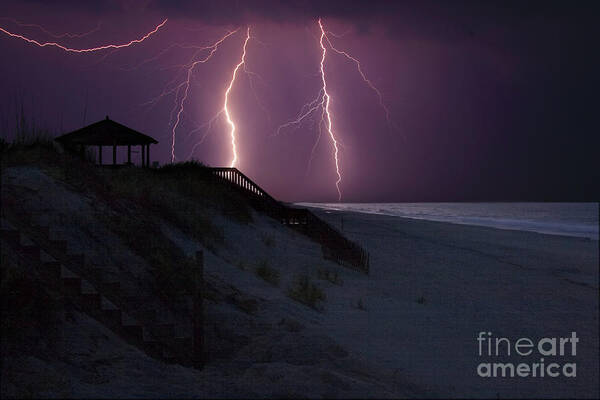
[298, 203, 599, 241]
[305, 207, 599, 398]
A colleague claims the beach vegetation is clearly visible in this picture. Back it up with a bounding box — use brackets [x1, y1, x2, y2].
[261, 233, 275, 247]
[357, 297, 366, 310]
[255, 260, 280, 286]
[287, 274, 325, 311]
[317, 266, 343, 285]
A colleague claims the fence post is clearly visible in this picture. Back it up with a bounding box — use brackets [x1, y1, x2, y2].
[193, 250, 204, 369]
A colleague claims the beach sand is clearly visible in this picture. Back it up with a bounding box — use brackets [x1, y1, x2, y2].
[2, 165, 597, 397]
[307, 207, 599, 398]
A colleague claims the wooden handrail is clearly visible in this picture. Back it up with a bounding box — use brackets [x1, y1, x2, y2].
[207, 167, 369, 273]
[209, 167, 277, 203]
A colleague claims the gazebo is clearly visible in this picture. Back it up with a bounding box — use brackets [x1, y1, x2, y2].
[54, 116, 158, 167]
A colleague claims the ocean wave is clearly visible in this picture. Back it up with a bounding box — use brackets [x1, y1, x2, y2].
[297, 202, 599, 240]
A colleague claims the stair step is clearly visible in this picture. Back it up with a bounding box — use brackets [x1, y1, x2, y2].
[0, 219, 17, 230]
[121, 295, 153, 307]
[100, 297, 121, 328]
[171, 336, 193, 354]
[101, 296, 118, 310]
[62, 277, 82, 297]
[42, 261, 62, 280]
[60, 265, 78, 279]
[21, 245, 40, 261]
[47, 227, 66, 241]
[66, 254, 85, 268]
[35, 225, 50, 238]
[142, 339, 163, 359]
[49, 239, 68, 254]
[100, 281, 120, 294]
[0, 229, 20, 246]
[80, 279, 98, 294]
[79, 280, 100, 311]
[39, 250, 55, 263]
[13, 210, 31, 223]
[60, 266, 81, 297]
[80, 292, 101, 312]
[102, 308, 122, 329]
[122, 324, 143, 342]
[133, 308, 156, 323]
[149, 323, 175, 340]
[19, 235, 35, 246]
[89, 267, 104, 282]
[162, 348, 177, 363]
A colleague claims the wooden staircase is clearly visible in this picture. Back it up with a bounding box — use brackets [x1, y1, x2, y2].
[1, 207, 203, 368]
[208, 167, 370, 273]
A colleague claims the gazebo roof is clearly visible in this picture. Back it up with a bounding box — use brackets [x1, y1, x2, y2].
[55, 116, 158, 146]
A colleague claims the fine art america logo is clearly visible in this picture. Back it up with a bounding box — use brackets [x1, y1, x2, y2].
[476, 331, 578, 378]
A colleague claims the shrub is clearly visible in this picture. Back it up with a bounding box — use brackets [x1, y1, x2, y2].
[261, 233, 275, 248]
[357, 297, 366, 310]
[287, 275, 325, 311]
[255, 260, 279, 286]
[317, 267, 343, 285]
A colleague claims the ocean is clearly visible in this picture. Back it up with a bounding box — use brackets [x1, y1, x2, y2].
[296, 202, 599, 240]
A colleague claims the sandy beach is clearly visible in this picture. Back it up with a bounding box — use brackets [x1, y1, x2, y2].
[306, 207, 599, 398]
[2, 166, 598, 398]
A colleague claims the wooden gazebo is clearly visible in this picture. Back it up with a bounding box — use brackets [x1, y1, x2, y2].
[55, 116, 158, 167]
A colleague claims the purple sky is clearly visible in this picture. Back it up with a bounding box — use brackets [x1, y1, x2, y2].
[1, 1, 598, 202]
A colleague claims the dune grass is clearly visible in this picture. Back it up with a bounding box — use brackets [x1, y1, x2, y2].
[260, 233, 275, 247]
[287, 274, 326, 311]
[255, 260, 280, 286]
[317, 266, 343, 286]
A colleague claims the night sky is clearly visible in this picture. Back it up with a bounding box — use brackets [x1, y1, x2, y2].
[1, 0, 598, 202]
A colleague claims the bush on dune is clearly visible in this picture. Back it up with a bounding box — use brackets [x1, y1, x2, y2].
[287, 274, 326, 311]
[255, 260, 280, 286]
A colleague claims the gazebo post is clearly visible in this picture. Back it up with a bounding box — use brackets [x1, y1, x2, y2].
[141, 144, 145, 167]
[146, 144, 150, 168]
[98, 145, 102, 165]
[112, 144, 117, 165]
[127, 145, 131, 164]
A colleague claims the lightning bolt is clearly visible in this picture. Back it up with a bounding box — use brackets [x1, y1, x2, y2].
[0, 18, 102, 39]
[223, 27, 251, 168]
[276, 19, 398, 201]
[0, 19, 167, 53]
[169, 29, 239, 162]
[4, 15, 387, 203]
[323, 33, 397, 132]
[317, 19, 342, 201]
[276, 20, 343, 201]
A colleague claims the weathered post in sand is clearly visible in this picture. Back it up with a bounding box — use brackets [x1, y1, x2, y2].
[193, 250, 204, 369]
